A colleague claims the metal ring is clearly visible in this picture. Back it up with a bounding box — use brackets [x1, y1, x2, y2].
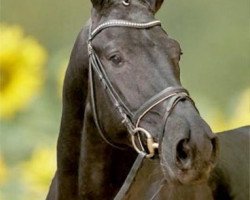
[131, 127, 159, 158]
[122, 0, 130, 6]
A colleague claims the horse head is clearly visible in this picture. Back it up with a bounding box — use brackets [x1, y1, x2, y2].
[88, 0, 219, 185]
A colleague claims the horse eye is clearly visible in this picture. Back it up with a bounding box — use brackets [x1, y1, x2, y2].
[109, 54, 123, 65]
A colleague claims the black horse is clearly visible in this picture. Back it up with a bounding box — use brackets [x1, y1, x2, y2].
[121, 126, 250, 200]
[47, 0, 219, 199]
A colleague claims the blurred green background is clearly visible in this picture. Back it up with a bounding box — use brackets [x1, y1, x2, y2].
[0, 0, 249, 199]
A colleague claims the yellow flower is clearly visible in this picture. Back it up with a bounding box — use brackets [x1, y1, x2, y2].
[21, 147, 56, 193]
[0, 24, 47, 119]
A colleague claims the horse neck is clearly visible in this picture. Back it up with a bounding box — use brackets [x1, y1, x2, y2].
[78, 102, 137, 199]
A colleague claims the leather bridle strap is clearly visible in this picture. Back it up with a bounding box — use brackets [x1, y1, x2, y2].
[88, 19, 195, 158]
[114, 152, 146, 200]
[158, 92, 198, 145]
[87, 19, 197, 199]
[114, 92, 196, 200]
[89, 20, 162, 40]
[88, 19, 163, 153]
[89, 63, 125, 149]
[132, 87, 189, 125]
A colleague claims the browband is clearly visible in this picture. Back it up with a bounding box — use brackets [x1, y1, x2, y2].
[89, 20, 161, 41]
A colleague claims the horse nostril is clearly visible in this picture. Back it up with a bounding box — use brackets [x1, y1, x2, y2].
[176, 139, 192, 169]
[177, 139, 188, 160]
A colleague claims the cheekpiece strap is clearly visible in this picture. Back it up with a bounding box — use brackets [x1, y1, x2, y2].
[132, 87, 189, 124]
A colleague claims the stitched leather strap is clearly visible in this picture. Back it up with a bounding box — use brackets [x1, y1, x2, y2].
[114, 153, 146, 200]
[89, 20, 161, 41]
[132, 87, 189, 124]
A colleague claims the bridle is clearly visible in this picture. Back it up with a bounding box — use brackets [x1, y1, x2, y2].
[88, 19, 194, 157]
[88, 19, 196, 199]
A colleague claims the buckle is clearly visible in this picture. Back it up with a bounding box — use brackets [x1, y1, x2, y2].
[131, 127, 159, 158]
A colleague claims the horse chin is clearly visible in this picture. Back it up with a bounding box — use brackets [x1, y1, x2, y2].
[161, 163, 212, 185]
[175, 168, 211, 185]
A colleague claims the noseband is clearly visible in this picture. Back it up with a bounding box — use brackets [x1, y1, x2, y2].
[88, 19, 194, 158]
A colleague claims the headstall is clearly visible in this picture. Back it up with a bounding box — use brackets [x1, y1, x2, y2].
[88, 19, 194, 158]
[87, 18, 196, 199]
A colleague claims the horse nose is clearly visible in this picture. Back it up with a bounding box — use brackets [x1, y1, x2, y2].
[175, 131, 218, 170]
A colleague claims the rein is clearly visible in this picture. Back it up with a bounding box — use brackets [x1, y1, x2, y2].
[88, 19, 196, 199]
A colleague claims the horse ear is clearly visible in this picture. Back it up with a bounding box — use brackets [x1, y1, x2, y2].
[145, 0, 164, 13]
[91, 0, 106, 10]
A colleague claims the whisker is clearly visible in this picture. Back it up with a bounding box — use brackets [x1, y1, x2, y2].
[148, 171, 164, 179]
[149, 178, 165, 200]
[160, 156, 176, 179]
